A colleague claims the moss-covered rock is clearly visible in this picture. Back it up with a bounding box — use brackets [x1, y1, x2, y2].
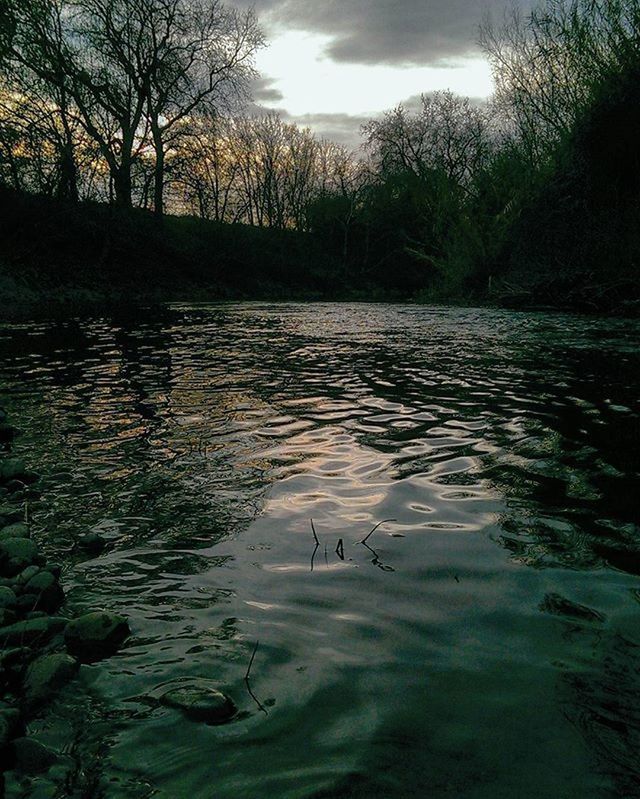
[0, 459, 26, 482]
[0, 522, 30, 540]
[0, 585, 17, 609]
[24, 654, 79, 708]
[0, 538, 39, 576]
[161, 680, 237, 724]
[64, 611, 130, 662]
[12, 737, 59, 774]
[0, 616, 67, 647]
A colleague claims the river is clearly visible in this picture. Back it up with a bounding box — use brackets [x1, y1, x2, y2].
[1, 303, 639, 798]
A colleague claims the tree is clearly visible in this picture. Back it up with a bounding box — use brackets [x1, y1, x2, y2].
[363, 91, 493, 194]
[480, 0, 640, 163]
[144, 0, 262, 218]
[7, 0, 262, 212]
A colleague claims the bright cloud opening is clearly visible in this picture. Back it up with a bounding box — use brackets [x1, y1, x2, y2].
[255, 28, 494, 118]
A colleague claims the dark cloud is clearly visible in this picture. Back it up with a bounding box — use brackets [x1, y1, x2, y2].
[250, 77, 285, 103]
[284, 112, 371, 148]
[246, 102, 371, 149]
[246, 0, 534, 66]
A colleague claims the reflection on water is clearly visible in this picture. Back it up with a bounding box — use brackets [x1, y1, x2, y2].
[1, 303, 639, 798]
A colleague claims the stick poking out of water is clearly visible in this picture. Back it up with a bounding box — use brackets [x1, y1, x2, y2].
[360, 519, 397, 545]
[245, 640, 260, 681]
[310, 518, 320, 545]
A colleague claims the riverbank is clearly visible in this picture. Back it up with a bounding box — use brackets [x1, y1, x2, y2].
[0, 408, 131, 797]
[0, 187, 352, 317]
[1, 186, 638, 318]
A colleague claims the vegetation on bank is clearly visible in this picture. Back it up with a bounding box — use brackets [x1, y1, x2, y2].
[1, 0, 640, 314]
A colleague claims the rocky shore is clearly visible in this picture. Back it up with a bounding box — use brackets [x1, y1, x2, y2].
[0, 408, 131, 797]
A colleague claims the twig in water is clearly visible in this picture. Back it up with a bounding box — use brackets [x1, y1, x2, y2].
[362, 541, 395, 573]
[245, 640, 260, 682]
[360, 519, 397, 545]
[310, 542, 319, 573]
[310, 518, 320, 546]
[244, 640, 268, 715]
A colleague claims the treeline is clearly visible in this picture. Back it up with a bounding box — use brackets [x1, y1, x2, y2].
[1, 0, 640, 309]
[310, 0, 640, 305]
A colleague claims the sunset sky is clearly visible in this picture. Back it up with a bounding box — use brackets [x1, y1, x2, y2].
[241, 0, 533, 146]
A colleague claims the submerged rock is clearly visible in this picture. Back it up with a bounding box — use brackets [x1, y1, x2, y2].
[0, 708, 20, 748]
[24, 654, 79, 708]
[0, 424, 18, 443]
[540, 592, 606, 623]
[160, 680, 237, 724]
[64, 611, 130, 662]
[77, 533, 106, 555]
[0, 507, 23, 526]
[12, 737, 58, 774]
[23, 570, 64, 613]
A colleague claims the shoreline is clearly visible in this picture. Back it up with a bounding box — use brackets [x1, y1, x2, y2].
[0, 408, 130, 796]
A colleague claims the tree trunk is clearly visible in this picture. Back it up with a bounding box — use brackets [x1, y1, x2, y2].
[56, 142, 79, 203]
[151, 121, 164, 221]
[113, 166, 133, 208]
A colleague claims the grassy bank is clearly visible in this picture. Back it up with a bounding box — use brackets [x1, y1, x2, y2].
[0, 187, 357, 317]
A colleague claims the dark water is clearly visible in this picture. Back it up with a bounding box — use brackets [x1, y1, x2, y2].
[1, 303, 640, 798]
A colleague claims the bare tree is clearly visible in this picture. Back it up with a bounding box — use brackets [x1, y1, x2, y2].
[144, 0, 263, 218]
[363, 91, 493, 192]
[480, 0, 640, 162]
[7, 0, 261, 213]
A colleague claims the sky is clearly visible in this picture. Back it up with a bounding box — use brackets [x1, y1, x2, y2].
[238, 0, 533, 148]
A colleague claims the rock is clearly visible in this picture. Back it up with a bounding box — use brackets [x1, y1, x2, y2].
[540, 593, 606, 623]
[160, 680, 237, 724]
[77, 533, 106, 555]
[12, 738, 58, 774]
[0, 708, 21, 748]
[16, 565, 40, 585]
[24, 653, 79, 708]
[0, 458, 26, 482]
[4, 479, 27, 494]
[0, 607, 17, 627]
[0, 647, 29, 668]
[0, 616, 67, 647]
[0, 423, 18, 443]
[64, 611, 130, 662]
[0, 586, 17, 609]
[20, 470, 40, 486]
[0, 537, 39, 576]
[23, 571, 64, 613]
[0, 506, 23, 525]
[0, 522, 30, 540]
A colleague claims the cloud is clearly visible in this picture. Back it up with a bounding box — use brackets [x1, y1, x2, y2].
[283, 112, 371, 149]
[245, 0, 534, 66]
[250, 77, 285, 104]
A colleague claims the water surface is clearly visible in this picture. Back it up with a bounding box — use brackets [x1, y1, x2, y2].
[1, 303, 639, 798]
